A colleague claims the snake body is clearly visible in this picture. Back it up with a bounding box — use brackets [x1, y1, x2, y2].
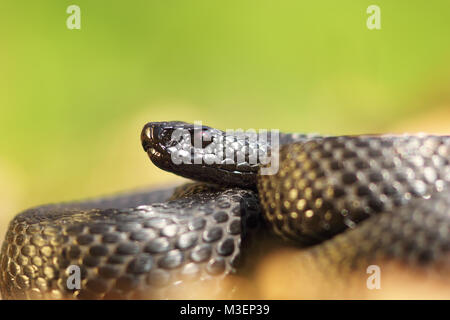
[0, 121, 449, 299]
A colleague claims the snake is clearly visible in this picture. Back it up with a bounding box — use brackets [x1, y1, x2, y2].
[0, 121, 449, 299]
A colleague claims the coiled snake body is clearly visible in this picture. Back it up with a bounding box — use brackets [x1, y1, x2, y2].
[1, 121, 449, 299]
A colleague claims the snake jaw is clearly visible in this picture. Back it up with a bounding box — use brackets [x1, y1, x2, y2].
[148, 147, 162, 159]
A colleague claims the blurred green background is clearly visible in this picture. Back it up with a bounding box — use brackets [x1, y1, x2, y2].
[1, 0, 450, 240]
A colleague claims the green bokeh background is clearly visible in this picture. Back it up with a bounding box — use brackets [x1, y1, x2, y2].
[1, 1, 450, 238]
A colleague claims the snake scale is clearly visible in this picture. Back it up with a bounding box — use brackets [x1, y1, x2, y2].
[0, 121, 449, 299]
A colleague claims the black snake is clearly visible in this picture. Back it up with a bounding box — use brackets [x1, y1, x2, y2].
[0, 121, 449, 299]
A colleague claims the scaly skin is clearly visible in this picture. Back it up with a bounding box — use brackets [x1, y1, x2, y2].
[0, 121, 449, 299]
[0, 185, 261, 299]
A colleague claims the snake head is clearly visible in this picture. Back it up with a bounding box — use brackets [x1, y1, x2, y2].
[141, 121, 259, 188]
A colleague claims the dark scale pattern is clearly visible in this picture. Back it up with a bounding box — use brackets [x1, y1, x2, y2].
[307, 192, 450, 275]
[2, 120, 450, 300]
[0, 187, 261, 299]
[258, 135, 450, 243]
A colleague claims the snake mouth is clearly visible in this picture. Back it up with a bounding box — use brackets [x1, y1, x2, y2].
[147, 147, 163, 159]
